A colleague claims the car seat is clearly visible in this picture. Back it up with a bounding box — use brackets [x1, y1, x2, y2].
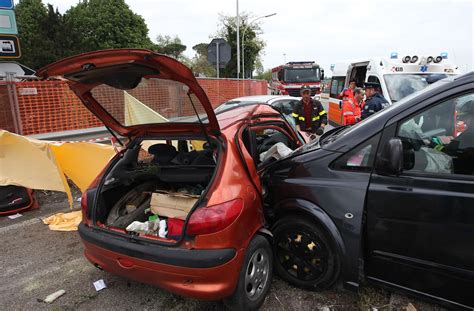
[148, 144, 178, 165]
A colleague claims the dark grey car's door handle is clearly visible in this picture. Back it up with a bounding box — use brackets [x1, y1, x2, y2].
[387, 186, 413, 192]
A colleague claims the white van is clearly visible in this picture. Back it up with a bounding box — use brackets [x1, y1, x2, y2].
[327, 53, 460, 125]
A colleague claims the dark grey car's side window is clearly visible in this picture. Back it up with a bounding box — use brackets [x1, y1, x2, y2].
[396, 92, 474, 176]
[332, 134, 381, 172]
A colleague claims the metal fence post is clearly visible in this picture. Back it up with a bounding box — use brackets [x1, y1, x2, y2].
[5, 72, 23, 135]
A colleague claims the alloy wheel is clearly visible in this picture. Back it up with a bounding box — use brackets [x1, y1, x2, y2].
[244, 248, 270, 301]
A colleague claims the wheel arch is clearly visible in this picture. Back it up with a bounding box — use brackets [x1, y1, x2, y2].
[272, 198, 347, 261]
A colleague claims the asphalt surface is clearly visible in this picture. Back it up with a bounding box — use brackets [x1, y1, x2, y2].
[0, 190, 445, 311]
[0, 108, 443, 310]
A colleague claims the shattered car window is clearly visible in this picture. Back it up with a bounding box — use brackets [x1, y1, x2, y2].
[91, 78, 208, 126]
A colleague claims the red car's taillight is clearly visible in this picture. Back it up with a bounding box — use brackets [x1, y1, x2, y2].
[80, 190, 89, 223]
[187, 199, 243, 236]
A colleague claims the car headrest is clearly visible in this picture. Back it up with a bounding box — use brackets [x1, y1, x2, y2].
[147, 144, 177, 165]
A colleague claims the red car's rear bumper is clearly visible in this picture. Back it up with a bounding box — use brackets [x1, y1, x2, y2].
[79, 223, 245, 300]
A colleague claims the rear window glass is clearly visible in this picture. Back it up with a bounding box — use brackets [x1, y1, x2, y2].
[90, 78, 207, 126]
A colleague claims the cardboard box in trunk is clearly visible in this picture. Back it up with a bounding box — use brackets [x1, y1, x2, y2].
[150, 192, 199, 220]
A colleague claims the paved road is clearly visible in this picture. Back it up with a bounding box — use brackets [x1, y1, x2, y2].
[0, 191, 443, 311]
[0, 194, 358, 310]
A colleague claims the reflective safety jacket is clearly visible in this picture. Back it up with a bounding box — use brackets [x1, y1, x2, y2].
[292, 99, 327, 133]
[342, 99, 361, 125]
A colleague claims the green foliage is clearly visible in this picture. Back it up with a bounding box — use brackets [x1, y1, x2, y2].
[14, 2, 267, 76]
[15, 0, 57, 69]
[15, 0, 155, 69]
[154, 35, 187, 59]
[216, 13, 266, 79]
[255, 69, 272, 81]
[63, 0, 154, 55]
[190, 43, 216, 77]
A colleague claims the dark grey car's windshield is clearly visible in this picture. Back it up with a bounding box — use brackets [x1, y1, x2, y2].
[284, 68, 320, 83]
[384, 74, 448, 102]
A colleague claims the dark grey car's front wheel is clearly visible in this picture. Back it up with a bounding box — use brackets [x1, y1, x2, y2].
[272, 216, 340, 290]
[224, 235, 273, 311]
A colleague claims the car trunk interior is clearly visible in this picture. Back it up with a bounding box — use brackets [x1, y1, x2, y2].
[93, 137, 219, 242]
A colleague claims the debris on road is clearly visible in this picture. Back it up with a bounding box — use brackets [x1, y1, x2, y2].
[44, 289, 66, 303]
[7, 213, 23, 220]
[93, 279, 107, 292]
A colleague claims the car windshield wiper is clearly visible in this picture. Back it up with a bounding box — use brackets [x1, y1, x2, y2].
[320, 125, 350, 145]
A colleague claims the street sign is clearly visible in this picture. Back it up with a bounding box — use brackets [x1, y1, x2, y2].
[0, 61, 35, 76]
[0, 9, 17, 34]
[0, 34, 20, 58]
[207, 38, 231, 67]
[0, 0, 13, 9]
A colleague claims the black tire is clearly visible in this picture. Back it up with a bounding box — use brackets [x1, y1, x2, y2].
[106, 182, 154, 228]
[272, 216, 340, 290]
[224, 235, 273, 311]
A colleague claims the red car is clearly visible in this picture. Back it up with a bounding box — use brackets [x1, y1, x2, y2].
[37, 49, 304, 310]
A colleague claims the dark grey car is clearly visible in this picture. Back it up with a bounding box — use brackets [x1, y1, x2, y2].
[264, 72, 474, 309]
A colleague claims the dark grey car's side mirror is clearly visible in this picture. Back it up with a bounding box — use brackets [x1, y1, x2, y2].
[375, 138, 404, 176]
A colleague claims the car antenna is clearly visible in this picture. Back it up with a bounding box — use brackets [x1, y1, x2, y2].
[187, 93, 213, 149]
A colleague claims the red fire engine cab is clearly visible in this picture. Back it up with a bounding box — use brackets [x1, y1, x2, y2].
[271, 61, 324, 97]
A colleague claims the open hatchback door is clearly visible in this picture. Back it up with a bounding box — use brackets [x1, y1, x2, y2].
[36, 49, 220, 138]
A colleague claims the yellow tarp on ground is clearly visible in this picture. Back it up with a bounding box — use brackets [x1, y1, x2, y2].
[42, 210, 82, 231]
[0, 130, 115, 206]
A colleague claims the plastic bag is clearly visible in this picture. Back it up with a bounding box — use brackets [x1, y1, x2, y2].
[259, 142, 293, 162]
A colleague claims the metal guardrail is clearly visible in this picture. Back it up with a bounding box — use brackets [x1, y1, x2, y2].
[28, 126, 113, 143]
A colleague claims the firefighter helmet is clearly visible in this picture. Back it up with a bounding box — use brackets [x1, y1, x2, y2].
[300, 85, 311, 94]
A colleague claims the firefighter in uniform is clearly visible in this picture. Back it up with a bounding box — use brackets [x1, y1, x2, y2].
[292, 85, 327, 136]
[361, 82, 389, 120]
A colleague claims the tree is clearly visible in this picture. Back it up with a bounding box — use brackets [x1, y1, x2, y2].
[15, 0, 58, 69]
[63, 0, 154, 55]
[15, 0, 156, 69]
[255, 69, 272, 81]
[216, 13, 266, 78]
[154, 35, 186, 59]
[190, 43, 216, 77]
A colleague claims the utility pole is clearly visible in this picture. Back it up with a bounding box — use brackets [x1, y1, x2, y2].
[236, 0, 240, 80]
[242, 13, 276, 79]
[216, 42, 220, 78]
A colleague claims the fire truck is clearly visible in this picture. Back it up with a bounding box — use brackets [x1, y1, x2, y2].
[328, 52, 460, 126]
[271, 61, 324, 97]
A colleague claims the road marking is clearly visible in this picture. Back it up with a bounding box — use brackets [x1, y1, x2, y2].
[1, 257, 86, 293]
[0, 217, 41, 234]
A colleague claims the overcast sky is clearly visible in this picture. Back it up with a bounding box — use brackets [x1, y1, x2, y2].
[45, 0, 473, 74]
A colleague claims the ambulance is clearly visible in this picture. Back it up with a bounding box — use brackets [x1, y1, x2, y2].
[328, 52, 460, 125]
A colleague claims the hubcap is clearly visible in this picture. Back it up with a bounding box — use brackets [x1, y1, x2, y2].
[244, 248, 270, 301]
[275, 230, 329, 282]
